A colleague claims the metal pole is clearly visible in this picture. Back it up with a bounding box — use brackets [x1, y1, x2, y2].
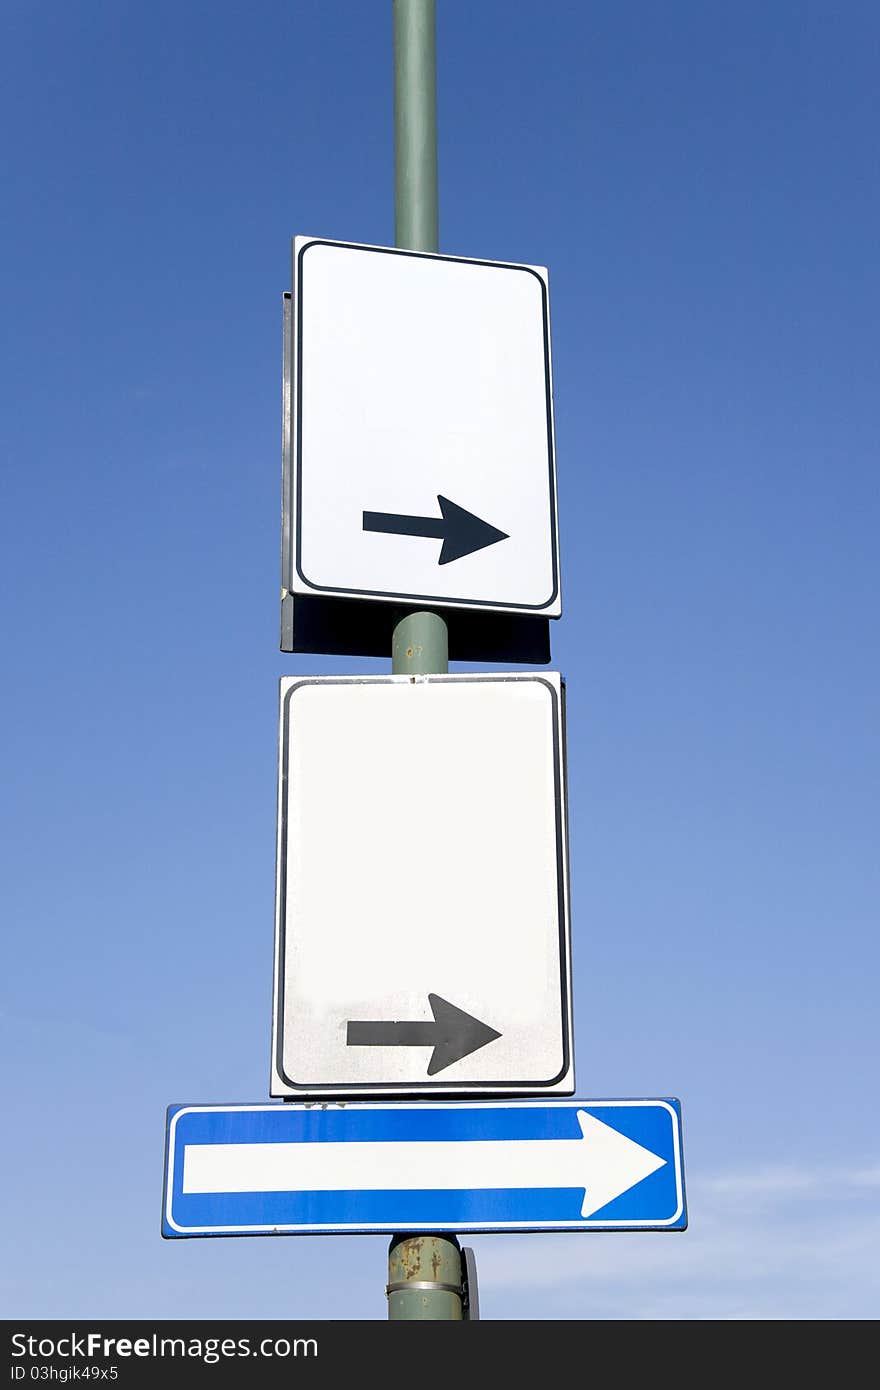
[387, 0, 461, 1319]
[387, 1233, 463, 1321]
[391, 0, 448, 677]
[393, 0, 438, 252]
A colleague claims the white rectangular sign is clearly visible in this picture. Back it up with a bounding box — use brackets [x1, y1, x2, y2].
[282, 237, 561, 617]
[271, 673, 574, 1098]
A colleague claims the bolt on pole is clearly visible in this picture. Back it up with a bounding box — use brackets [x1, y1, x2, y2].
[387, 0, 461, 1321]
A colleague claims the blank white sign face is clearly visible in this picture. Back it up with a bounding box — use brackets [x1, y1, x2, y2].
[286, 237, 561, 616]
[271, 673, 574, 1098]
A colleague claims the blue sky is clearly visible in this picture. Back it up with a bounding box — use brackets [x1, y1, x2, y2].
[2, 1, 877, 1321]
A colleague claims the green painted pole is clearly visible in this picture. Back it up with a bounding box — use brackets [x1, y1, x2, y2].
[387, 0, 461, 1320]
[393, 0, 438, 253]
[391, 0, 448, 678]
[391, 608, 448, 673]
[387, 1233, 463, 1321]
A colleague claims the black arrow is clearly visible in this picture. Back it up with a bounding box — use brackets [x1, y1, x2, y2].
[362, 495, 509, 565]
[346, 993, 502, 1075]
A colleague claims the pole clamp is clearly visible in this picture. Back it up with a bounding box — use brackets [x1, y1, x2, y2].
[385, 1280, 462, 1297]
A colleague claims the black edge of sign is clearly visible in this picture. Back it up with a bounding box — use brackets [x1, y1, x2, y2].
[281, 592, 551, 663]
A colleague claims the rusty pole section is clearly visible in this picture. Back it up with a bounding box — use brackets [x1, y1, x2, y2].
[387, 1232, 464, 1321]
[386, 0, 463, 1320]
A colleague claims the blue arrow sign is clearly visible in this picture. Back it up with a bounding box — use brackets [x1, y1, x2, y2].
[162, 1100, 686, 1236]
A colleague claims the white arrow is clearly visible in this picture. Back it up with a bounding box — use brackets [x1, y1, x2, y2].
[183, 1110, 666, 1219]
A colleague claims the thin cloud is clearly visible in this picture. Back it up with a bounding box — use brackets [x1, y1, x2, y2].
[848, 1167, 880, 1187]
[471, 1161, 880, 1318]
[702, 1166, 820, 1197]
[701, 1162, 880, 1199]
